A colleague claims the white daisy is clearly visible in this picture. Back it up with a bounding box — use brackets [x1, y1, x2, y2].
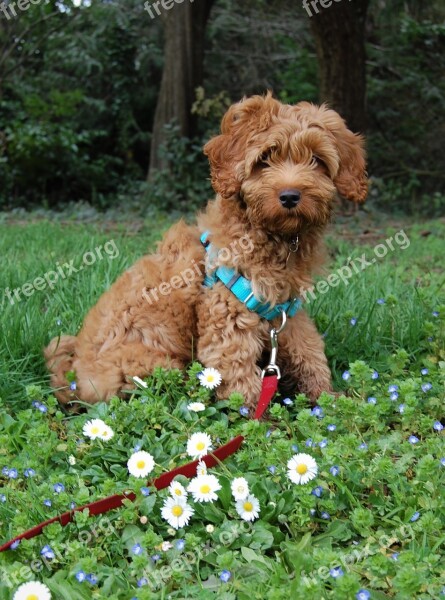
[169, 480, 188, 500]
[187, 474, 221, 502]
[235, 494, 260, 521]
[206, 524, 215, 533]
[127, 451, 155, 478]
[231, 477, 249, 500]
[287, 453, 318, 485]
[132, 376, 148, 389]
[83, 418, 107, 440]
[98, 424, 114, 441]
[186, 432, 213, 459]
[13, 581, 51, 600]
[187, 402, 206, 412]
[161, 541, 173, 551]
[68, 455, 76, 466]
[161, 496, 194, 529]
[198, 367, 222, 389]
[197, 460, 207, 477]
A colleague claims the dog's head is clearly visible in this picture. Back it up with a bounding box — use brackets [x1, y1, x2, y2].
[204, 92, 367, 235]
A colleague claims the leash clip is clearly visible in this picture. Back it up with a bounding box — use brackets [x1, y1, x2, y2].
[261, 309, 287, 379]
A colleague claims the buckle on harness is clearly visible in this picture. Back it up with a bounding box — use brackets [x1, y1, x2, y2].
[261, 309, 287, 380]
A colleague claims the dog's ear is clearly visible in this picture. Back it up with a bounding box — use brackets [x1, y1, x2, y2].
[294, 102, 368, 203]
[204, 92, 280, 199]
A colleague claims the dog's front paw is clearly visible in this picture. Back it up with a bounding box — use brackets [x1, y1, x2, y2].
[216, 376, 263, 410]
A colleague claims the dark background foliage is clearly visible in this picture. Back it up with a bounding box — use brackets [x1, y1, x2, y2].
[0, 0, 444, 215]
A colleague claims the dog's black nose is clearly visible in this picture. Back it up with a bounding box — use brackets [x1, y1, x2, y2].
[279, 190, 301, 209]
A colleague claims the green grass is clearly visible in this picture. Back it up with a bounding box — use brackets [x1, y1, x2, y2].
[0, 215, 444, 599]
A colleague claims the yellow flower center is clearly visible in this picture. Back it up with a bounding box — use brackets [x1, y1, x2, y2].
[91, 427, 99, 434]
[200, 484, 211, 494]
[137, 460, 146, 469]
[243, 501, 253, 512]
[172, 505, 183, 517]
[196, 442, 205, 451]
[206, 375, 214, 382]
[174, 489, 182, 496]
[102, 431, 108, 436]
[237, 486, 245, 493]
[26, 596, 39, 600]
[296, 463, 308, 474]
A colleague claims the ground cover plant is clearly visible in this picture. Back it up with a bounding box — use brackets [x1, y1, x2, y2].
[0, 215, 444, 599]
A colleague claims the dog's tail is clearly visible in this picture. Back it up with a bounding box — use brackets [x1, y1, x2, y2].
[44, 335, 77, 405]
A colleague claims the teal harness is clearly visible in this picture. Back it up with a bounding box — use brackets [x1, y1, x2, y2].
[200, 231, 302, 321]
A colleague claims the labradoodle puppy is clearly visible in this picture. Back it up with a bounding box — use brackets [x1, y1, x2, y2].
[45, 92, 367, 408]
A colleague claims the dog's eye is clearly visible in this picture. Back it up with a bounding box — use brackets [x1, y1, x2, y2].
[257, 152, 271, 168]
[313, 155, 327, 170]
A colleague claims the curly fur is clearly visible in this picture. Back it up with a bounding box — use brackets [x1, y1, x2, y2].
[45, 92, 367, 408]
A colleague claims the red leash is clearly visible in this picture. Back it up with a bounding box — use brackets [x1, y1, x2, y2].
[0, 375, 278, 552]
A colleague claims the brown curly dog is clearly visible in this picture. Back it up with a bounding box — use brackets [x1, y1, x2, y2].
[45, 92, 367, 408]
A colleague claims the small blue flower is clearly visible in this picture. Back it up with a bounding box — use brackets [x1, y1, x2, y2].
[137, 578, 148, 587]
[377, 298, 385, 305]
[390, 392, 399, 401]
[388, 384, 398, 393]
[220, 570, 231, 582]
[359, 442, 368, 450]
[38, 404, 48, 413]
[151, 554, 161, 562]
[176, 539, 185, 551]
[305, 438, 313, 447]
[432, 311, 439, 317]
[342, 371, 351, 381]
[56, 318, 62, 326]
[132, 543, 143, 555]
[141, 487, 150, 497]
[350, 318, 357, 326]
[32, 401, 41, 408]
[239, 407, 249, 417]
[367, 396, 377, 404]
[409, 435, 419, 444]
[327, 424, 336, 431]
[43, 499, 52, 507]
[8, 468, 18, 479]
[428, 336, 434, 342]
[311, 406, 324, 418]
[291, 444, 299, 453]
[282, 397, 293, 406]
[70, 502, 76, 510]
[421, 368, 429, 375]
[371, 370, 379, 379]
[330, 566, 344, 578]
[53, 483, 65, 494]
[1, 467, 9, 476]
[86, 573, 98, 585]
[267, 465, 276, 474]
[440, 458, 445, 467]
[410, 511, 420, 522]
[433, 421, 443, 431]
[310, 508, 317, 516]
[41, 545, 55, 559]
[24, 468, 36, 477]
[70, 382, 77, 391]
[398, 404, 405, 414]
[311, 486, 323, 498]
[329, 465, 339, 476]
[320, 511, 330, 520]
[265, 429, 272, 438]
[422, 383, 432, 392]
[133, 444, 142, 452]
[0, 494, 6, 502]
[75, 570, 87, 582]
[391, 552, 399, 561]
[356, 590, 371, 600]
[318, 439, 328, 448]
[10, 540, 20, 550]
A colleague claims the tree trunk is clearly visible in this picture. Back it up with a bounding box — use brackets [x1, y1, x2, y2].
[309, 0, 370, 133]
[148, 0, 214, 176]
